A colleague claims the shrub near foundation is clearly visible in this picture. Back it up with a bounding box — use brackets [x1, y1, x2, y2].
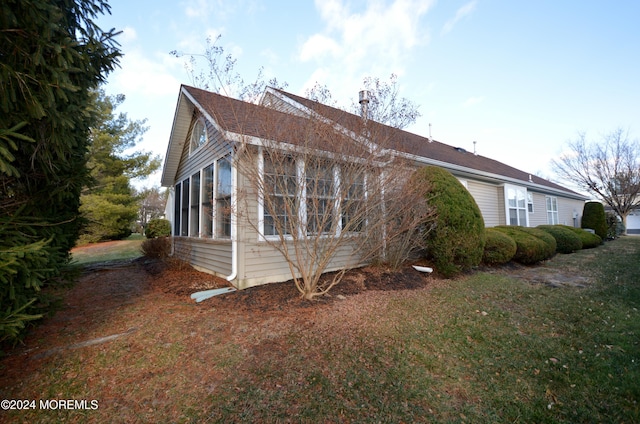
[558, 225, 602, 249]
[493, 226, 556, 264]
[537, 225, 583, 253]
[482, 228, 517, 265]
[582, 201, 608, 240]
[413, 166, 485, 277]
[141, 237, 171, 259]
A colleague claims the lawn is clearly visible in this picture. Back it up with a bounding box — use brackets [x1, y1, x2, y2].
[69, 234, 145, 265]
[1, 237, 638, 423]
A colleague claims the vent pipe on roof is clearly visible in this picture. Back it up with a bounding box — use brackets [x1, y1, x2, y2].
[473, 140, 477, 155]
[359, 90, 370, 121]
[428, 123, 432, 142]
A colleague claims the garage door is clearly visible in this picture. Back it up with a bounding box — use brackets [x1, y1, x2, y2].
[627, 211, 640, 234]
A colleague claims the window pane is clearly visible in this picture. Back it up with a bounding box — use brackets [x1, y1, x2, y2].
[181, 178, 189, 236]
[173, 183, 181, 236]
[216, 157, 232, 238]
[191, 120, 207, 152]
[306, 162, 335, 235]
[509, 209, 519, 226]
[263, 155, 296, 236]
[203, 165, 214, 237]
[190, 172, 200, 237]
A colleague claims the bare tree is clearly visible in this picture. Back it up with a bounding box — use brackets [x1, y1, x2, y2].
[234, 105, 433, 300]
[138, 186, 167, 229]
[552, 128, 640, 233]
[305, 74, 421, 130]
[170, 35, 288, 103]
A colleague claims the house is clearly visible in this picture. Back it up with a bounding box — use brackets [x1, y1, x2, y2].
[626, 210, 640, 234]
[161, 84, 588, 289]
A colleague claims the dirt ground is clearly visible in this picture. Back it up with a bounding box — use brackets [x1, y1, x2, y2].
[0, 257, 433, 382]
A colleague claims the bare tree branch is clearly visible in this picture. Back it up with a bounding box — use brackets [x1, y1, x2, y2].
[552, 128, 640, 232]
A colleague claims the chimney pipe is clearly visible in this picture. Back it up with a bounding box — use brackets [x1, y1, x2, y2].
[359, 90, 369, 120]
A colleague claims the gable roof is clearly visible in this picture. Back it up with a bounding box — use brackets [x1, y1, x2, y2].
[162, 84, 586, 200]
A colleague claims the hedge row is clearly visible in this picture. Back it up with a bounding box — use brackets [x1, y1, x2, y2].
[483, 225, 602, 266]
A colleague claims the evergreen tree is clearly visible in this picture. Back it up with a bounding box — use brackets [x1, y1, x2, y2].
[79, 90, 160, 243]
[0, 0, 120, 342]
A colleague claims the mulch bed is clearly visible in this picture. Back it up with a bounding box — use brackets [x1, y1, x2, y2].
[138, 257, 434, 312]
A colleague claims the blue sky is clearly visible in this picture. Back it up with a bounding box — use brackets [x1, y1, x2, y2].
[97, 0, 639, 189]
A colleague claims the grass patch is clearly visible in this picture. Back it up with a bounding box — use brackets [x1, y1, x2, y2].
[3, 238, 639, 422]
[206, 238, 640, 423]
[70, 235, 144, 265]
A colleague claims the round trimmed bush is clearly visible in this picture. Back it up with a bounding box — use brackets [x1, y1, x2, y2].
[493, 226, 556, 264]
[537, 225, 582, 253]
[146, 218, 171, 238]
[582, 201, 607, 239]
[413, 166, 486, 277]
[558, 225, 602, 249]
[483, 228, 517, 265]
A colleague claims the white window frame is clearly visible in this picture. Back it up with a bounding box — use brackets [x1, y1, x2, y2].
[258, 149, 368, 241]
[546, 196, 559, 225]
[189, 117, 207, 154]
[504, 184, 528, 226]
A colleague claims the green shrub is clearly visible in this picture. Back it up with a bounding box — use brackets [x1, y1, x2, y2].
[146, 218, 171, 238]
[537, 225, 583, 253]
[582, 201, 608, 239]
[141, 237, 171, 259]
[493, 226, 556, 264]
[413, 166, 485, 277]
[558, 225, 602, 249]
[482, 228, 517, 265]
[605, 212, 624, 239]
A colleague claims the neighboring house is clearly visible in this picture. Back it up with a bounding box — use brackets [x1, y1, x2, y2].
[161, 85, 588, 289]
[627, 210, 640, 234]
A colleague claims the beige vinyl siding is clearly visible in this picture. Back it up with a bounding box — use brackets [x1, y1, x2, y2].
[497, 186, 506, 225]
[527, 192, 549, 227]
[239, 239, 361, 289]
[466, 180, 501, 227]
[558, 198, 584, 227]
[173, 237, 232, 277]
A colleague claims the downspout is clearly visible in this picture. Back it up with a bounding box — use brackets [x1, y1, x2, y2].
[225, 160, 238, 282]
[191, 160, 238, 303]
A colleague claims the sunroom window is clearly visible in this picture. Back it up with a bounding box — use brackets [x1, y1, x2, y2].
[263, 155, 297, 236]
[216, 156, 232, 238]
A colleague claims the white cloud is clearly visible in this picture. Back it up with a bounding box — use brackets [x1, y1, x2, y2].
[441, 0, 477, 35]
[299, 0, 435, 98]
[119, 26, 138, 43]
[110, 49, 182, 97]
[463, 96, 485, 108]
